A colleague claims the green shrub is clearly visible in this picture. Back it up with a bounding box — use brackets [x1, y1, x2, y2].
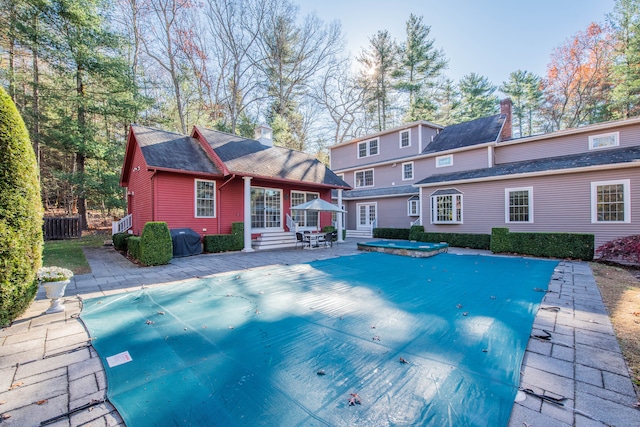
[409, 225, 424, 241]
[489, 228, 510, 253]
[0, 87, 43, 326]
[203, 222, 244, 253]
[138, 222, 172, 266]
[127, 236, 141, 260]
[322, 225, 336, 232]
[416, 232, 491, 249]
[373, 228, 411, 240]
[491, 228, 594, 260]
[112, 232, 131, 251]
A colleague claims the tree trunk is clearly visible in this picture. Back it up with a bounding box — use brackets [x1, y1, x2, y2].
[76, 65, 88, 230]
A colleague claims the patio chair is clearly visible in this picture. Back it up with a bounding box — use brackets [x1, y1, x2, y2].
[295, 232, 310, 249]
[319, 232, 333, 248]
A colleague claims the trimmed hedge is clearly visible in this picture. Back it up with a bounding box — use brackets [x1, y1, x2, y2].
[409, 225, 424, 241]
[373, 228, 410, 240]
[127, 222, 172, 266]
[112, 232, 131, 251]
[490, 228, 594, 260]
[203, 222, 244, 253]
[0, 87, 43, 327]
[416, 231, 491, 250]
[127, 236, 141, 260]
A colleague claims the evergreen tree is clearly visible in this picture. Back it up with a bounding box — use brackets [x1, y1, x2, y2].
[500, 70, 543, 137]
[395, 14, 447, 121]
[608, 0, 640, 118]
[456, 73, 499, 122]
[358, 30, 398, 131]
[0, 86, 43, 326]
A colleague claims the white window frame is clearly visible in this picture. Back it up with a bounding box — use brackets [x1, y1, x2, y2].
[407, 197, 420, 216]
[430, 191, 463, 224]
[589, 131, 619, 150]
[354, 169, 374, 188]
[402, 161, 414, 181]
[399, 130, 411, 148]
[357, 138, 379, 158]
[195, 179, 216, 218]
[436, 154, 453, 168]
[591, 179, 631, 223]
[505, 187, 533, 223]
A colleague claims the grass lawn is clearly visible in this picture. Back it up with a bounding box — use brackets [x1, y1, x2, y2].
[43, 233, 108, 275]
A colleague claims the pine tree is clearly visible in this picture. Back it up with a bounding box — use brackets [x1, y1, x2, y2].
[456, 73, 499, 122]
[500, 70, 543, 137]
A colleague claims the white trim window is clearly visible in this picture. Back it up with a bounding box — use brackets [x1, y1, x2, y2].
[505, 187, 533, 223]
[195, 179, 216, 218]
[407, 196, 420, 216]
[358, 138, 379, 158]
[402, 162, 414, 180]
[436, 154, 453, 168]
[591, 179, 630, 223]
[589, 132, 619, 150]
[399, 130, 411, 148]
[355, 169, 374, 188]
[430, 189, 463, 224]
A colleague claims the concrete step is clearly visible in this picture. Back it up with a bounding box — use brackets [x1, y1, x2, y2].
[346, 229, 372, 238]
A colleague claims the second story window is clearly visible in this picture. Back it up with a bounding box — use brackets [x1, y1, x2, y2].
[402, 162, 413, 180]
[358, 138, 379, 158]
[436, 154, 453, 168]
[355, 169, 374, 188]
[400, 130, 410, 148]
[589, 132, 619, 150]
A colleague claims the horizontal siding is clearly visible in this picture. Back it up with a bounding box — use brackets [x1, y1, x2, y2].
[421, 167, 640, 248]
[496, 122, 640, 164]
[127, 143, 153, 235]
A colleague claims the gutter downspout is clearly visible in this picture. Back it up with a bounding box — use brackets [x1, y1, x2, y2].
[217, 174, 236, 233]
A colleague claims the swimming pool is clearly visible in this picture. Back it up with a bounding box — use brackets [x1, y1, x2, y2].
[81, 252, 558, 427]
[357, 239, 449, 257]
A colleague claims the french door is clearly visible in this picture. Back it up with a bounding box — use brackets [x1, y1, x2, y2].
[250, 187, 282, 230]
[357, 203, 377, 230]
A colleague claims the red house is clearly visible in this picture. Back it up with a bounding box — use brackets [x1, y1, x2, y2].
[120, 124, 350, 251]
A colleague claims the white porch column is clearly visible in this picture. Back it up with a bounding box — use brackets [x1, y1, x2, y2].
[242, 176, 254, 252]
[337, 189, 344, 243]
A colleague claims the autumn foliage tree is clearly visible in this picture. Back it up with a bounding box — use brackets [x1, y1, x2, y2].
[541, 23, 614, 131]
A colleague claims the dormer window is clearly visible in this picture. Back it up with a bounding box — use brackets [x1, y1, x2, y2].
[436, 154, 453, 168]
[589, 132, 619, 150]
[358, 138, 379, 158]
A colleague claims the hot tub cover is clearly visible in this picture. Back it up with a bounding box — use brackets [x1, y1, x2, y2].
[170, 228, 202, 257]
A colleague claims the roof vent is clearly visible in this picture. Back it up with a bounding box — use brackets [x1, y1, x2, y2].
[255, 124, 273, 147]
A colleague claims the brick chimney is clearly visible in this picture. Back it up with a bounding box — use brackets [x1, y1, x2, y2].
[500, 98, 512, 141]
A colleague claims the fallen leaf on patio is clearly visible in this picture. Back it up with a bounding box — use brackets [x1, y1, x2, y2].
[157, 311, 165, 315]
[456, 304, 463, 309]
[0, 400, 5, 405]
[9, 382, 23, 390]
[145, 320, 154, 325]
[348, 393, 361, 406]
[632, 312, 640, 316]
[1, 414, 11, 420]
[399, 357, 409, 364]
[372, 335, 380, 341]
[317, 370, 326, 376]
[36, 400, 47, 405]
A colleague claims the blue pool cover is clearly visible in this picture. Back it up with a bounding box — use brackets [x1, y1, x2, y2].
[80, 252, 558, 426]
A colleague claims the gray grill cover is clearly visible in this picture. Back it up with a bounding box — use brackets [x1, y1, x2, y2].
[170, 228, 202, 257]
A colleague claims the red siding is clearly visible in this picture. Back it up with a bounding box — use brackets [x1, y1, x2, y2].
[126, 143, 154, 235]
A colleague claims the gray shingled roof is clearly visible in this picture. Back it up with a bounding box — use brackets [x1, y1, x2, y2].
[333, 184, 418, 199]
[132, 125, 221, 175]
[415, 145, 640, 185]
[422, 114, 504, 153]
[196, 127, 349, 188]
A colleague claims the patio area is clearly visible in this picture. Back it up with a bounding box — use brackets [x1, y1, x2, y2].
[0, 239, 638, 426]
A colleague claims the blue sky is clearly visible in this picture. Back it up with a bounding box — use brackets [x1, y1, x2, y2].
[297, 0, 615, 90]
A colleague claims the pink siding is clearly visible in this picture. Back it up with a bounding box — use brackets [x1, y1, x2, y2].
[496, 122, 640, 164]
[421, 167, 640, 248]
[330, 123, 440, 171]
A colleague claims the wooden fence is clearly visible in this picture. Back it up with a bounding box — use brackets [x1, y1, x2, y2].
[43, 217, 81, 240]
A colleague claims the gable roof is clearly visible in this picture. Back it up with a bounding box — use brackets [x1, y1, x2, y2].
[195, 126, 350, 189]
[130, 125, 222, 175]
[422, 114, 505, 154]
[415, 145, 640, 186]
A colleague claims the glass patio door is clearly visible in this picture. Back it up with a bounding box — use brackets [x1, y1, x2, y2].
[291, 191, 319, 229]
[357, 203, 376, 230]
[251, 187, 282, 230]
